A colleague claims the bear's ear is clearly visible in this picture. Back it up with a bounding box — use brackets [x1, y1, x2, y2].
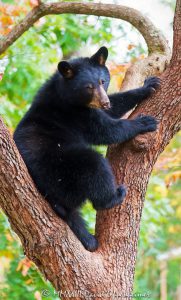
[58, 61, 74, 79]
[90, 46, 108, 66]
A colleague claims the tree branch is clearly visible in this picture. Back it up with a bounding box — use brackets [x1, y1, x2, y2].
[172, 0, 181, 62]
[0, 2, 170, 56]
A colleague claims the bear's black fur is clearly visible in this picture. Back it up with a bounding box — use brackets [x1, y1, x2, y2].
[14, 47, 160, 251]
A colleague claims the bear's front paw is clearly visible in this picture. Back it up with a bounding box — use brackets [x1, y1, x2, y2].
[135, 114, 158, 133]
[144, 76, 161, 94]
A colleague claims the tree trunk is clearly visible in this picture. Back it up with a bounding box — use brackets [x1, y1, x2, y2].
[0, 1, 180, 299]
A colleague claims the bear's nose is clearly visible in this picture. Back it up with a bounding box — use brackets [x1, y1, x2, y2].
[86, 83, 94, 90]
[102, 100, 110, 109]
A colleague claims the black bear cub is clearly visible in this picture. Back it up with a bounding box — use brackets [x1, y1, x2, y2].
[14, 47, 160, 251]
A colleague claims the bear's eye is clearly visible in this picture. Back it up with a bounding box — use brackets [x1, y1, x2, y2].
[99, 79, 105, 85]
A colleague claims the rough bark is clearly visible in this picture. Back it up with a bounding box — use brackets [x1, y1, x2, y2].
[0, 1, 180, 299]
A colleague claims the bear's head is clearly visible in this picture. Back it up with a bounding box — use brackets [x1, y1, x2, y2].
[57, 47, 111, 109]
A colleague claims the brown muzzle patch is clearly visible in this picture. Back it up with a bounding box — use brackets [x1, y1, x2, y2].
[89, 86, 110, 109]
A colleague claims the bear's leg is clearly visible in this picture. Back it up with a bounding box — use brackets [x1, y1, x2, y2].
[60, 146, 126, 211]
[66, 210, 98, 251]
[49, 147, 126, 251]
[52, 203, 98, 252]
[86, 154, 126, 210]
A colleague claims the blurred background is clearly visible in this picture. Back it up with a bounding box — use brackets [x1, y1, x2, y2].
[0, 0, 180, 299]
